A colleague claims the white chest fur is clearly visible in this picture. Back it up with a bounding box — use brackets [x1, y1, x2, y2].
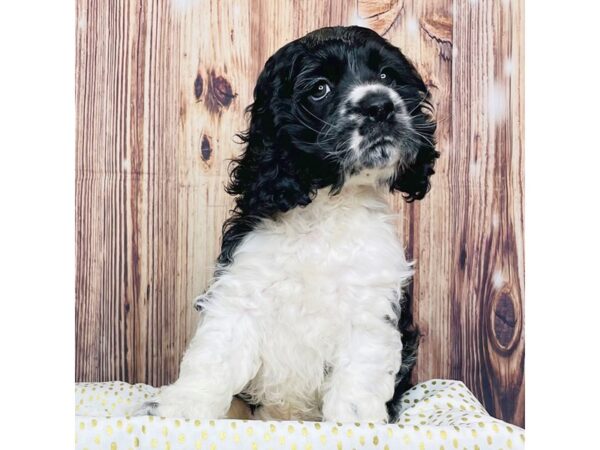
[198, 186, 413, 419]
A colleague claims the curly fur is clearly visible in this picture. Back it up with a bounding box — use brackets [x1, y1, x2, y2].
[144, 26, 438, 423]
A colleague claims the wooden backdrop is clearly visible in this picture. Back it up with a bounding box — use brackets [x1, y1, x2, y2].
[76, 0, 524, 426]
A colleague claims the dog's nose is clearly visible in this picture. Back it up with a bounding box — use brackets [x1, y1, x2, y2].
[360, 94, 395, 122]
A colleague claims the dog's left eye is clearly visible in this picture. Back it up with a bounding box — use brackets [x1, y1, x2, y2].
[379, 68, 394, 81]
[379, 67, 398, 83]
[309, 82, 331, 101]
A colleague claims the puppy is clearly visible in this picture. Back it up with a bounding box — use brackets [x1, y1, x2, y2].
[145, 25, 438, 423]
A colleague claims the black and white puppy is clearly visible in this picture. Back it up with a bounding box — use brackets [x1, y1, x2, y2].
[146, 26, 438, 423]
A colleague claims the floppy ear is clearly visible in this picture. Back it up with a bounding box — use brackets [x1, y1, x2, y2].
[378, 42, 440, 202]
[218, 44, 320, 265]
[390, 94, 439, 202]
[227, 44, 317, 215]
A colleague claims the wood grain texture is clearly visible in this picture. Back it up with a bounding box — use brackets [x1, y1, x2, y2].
[76, 0, 524, 426]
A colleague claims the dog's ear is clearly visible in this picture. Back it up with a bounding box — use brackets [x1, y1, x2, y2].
[379, 44, 439, 202]
[227, 43, 317, 216]
[219, 43, 321, 265]
[390, 93, 439, 202]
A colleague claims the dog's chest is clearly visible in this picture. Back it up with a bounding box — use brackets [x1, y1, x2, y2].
[232, 188, 411, 311]
[227, 188, 412, 411]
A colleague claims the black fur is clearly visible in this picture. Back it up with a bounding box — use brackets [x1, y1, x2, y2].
[386, 291, 420, 421]
[218, 26, 438, 265]
[217, 26, 438, 415]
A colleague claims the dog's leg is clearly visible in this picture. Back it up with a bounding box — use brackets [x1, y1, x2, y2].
[142, 308, 260, 419]
[322, 315, 402, 423]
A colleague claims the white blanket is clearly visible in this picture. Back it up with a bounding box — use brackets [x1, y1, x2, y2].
[75, 379, 524, 449]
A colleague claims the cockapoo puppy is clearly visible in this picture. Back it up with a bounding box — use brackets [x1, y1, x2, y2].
[143, 25, 438, 423]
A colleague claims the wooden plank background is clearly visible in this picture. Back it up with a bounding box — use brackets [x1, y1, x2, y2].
[75, 0, 524, 426]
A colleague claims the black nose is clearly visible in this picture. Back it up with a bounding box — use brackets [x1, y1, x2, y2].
[360, 94, 395, 122]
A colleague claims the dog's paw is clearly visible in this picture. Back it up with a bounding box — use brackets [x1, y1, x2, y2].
[134, 384, 220, 419]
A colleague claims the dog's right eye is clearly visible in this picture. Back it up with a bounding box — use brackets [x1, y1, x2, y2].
[309, 82, 331, 101]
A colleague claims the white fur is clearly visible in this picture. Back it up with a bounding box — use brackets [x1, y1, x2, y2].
[343, 83, 415, 171]
[150, 184, 413, 422]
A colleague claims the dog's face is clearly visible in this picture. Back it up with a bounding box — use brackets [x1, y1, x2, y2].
[229, 26, 438, 216]
[286, 29, 434, 184]
[220, 26, 439, 264]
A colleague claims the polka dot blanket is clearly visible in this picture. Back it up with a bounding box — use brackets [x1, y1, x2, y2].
[75, 379, 524, 449]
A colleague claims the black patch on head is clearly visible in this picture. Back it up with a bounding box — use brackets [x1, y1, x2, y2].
[218, 26, 438, 265]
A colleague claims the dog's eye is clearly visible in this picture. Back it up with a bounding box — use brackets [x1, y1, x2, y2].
[379, 68, 396, 82]
[309, 82, 331, 101]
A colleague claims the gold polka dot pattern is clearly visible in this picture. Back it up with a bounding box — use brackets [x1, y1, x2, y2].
[75, 380, 524, 449]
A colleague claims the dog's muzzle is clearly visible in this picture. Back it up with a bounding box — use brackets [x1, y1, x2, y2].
[358, 91, 396, 123]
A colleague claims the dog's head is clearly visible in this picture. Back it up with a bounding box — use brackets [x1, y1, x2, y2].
[227, 26, 438, 226]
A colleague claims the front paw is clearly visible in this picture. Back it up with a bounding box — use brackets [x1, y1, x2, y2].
[136, 384, 221, 419]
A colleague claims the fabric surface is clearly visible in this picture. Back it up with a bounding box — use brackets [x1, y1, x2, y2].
[75, 379, 524, 449]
